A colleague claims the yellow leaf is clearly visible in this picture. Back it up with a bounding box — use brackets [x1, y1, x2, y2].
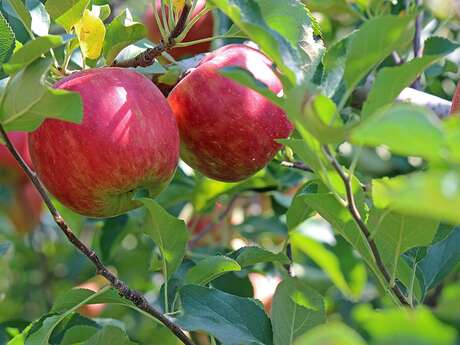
[74, 9, 106, 60]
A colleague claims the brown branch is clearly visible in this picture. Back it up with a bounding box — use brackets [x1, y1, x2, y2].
[0, 125, 195, 345]
[352, 85, 451, 119]
[322, 145, 410, 306]
[412, 0, 423, 90]
[284, 242, 293, 277]
[111, 2, 192, 68]
[188, 196, 238, 248]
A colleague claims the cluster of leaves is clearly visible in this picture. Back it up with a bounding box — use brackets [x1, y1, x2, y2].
[0, 0, 460, 345]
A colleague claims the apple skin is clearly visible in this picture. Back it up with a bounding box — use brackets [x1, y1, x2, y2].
[144, 0, 214, 60]
[248, 273, 281, 313]
[168, 44, 293, 182]
[0, 132, 33, 185]
[77, 281, 106, 318]
[187, 202, 223, 245]
[451, 82, 460, 114]
[29, 68, 179, 218]
[7, 182, 43, 234]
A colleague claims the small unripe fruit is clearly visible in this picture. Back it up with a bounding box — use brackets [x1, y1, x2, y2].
[168, 44, 293, 182]
[29, 68, 179, 218]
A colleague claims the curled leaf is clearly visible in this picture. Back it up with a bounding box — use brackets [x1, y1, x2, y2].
[74, 9, 106, 60]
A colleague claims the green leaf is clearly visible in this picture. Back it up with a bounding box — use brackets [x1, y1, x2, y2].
[351, 104, 444, 161]
[293, 323, 367, 345]
[353, 305, 457, 345]
[219, 66, 284, 107]
[272, 277, 326, 345]
[228, 246, 289, 267]
[0, 58, 83, 131]
[52, 287, 126, 313]
[209, 0, 304, 86]
[254, 0, 324, 80]
[185, 256, 241, 286]
[293, 93, 349, 144]
[45, 0, 90, 32]
[367, 210, 439, 284]
[59, 325, 99, 345]
[24, 287, 112, 345]
[102, 9, 147, 65]
[419, 228, 460, 292]
[435, 283, 460, 324]
[286, 182, 316, 230]
[192, 169, 277, 212]
[25, 315, 63, 345]
[27, 0, 50, 36]
[362, 37, 460, 118]
[0, 241, 11, 256]
[91, 4, 110, 21]
[291, 233, 363, 300]
[139, 198, 189, 280]
[3, 0, 32, 34]
[178, 285, 273, 345]
[290, 180, 387, 290]
[345, 15, 414, 90]
[3, 35, 63, 75]
[321, 35, 349, 97]
[0, 12, 15, 65]
[99, 215, 129, 262]
[83, 326, 136, 345]
[373, 170, 460, 225]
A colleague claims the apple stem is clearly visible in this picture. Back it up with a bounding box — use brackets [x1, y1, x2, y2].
[0, 125, 196, 345]
[322, 144, 411, 307]
[111, 2, 192, 68]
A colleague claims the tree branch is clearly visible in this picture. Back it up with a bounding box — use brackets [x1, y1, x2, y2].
[322, 145, 410, 306]
[280, 161, 314, 173]
[352, 85, 452, 118]
[284, 242, 293, 277]
[188, 196, 238, 248]
[412, 0, 423, 90]
[0, 125, 195, 345]
[111, 2, 192, 68]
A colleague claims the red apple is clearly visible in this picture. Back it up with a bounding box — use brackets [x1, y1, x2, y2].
[7, 181, 43, 234]
[29, 68, 179, 218]
[77, 281, 106, 318]
[187, 202, 223, 245]
[248, 273, 281, 313]
[168, 44, 293, 182]
[0, 132, 33, 185]
[144, 0, 214, 59]
[451, 82, 460, 114]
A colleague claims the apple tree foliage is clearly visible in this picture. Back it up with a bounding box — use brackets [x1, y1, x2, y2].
[0, 0, 460, 344]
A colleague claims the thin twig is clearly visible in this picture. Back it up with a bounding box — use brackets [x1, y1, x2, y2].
[322, 145, 410, 306]
[392, 52, 403, 65]
[281, 161, 314, 173]
[412, 0, 423, 90]
[111, 2, 192, 68]
[284, 242, 293, 277]
[188, 196, 238, 248]
[0, 125, 195, 345]
[352, 85, 451, 119]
